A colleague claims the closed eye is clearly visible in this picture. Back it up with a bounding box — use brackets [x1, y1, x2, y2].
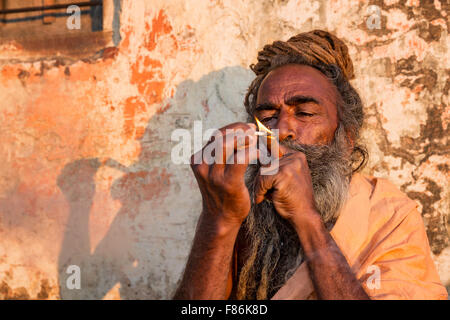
[262, 116, 277, 123]
[297, 112, 314, 117]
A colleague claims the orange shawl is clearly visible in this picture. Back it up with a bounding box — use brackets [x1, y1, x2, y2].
[272, 173, 447, 300]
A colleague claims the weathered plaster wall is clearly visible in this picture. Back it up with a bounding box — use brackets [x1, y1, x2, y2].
[0, 0, 448, 299]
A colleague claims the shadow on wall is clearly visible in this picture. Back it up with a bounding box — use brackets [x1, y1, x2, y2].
[56, 65, 252, 299]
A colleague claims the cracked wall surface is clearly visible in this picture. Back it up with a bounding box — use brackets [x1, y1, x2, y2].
[0, 0, 448, 299]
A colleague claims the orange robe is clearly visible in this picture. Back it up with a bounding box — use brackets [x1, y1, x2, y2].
[272, 173, 447, 300]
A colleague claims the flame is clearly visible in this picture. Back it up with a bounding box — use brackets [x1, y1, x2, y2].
[254, 116, 281, 156]
[254, 116, 274, 135]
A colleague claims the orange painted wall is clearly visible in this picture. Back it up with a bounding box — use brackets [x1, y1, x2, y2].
[0, 0, 448, 299]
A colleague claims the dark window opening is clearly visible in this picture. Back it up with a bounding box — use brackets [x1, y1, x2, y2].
[0, 0, 120, 61]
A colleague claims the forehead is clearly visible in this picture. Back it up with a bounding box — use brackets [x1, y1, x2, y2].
[256, 64, 337, 104]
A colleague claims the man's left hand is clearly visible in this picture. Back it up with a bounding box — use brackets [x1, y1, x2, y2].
[254, 151, 320, 229]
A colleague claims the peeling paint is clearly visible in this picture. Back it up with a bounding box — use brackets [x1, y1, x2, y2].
[0, 0, 448, 299]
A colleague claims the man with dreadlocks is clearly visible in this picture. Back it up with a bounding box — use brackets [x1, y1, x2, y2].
[173, 30, 447, 300]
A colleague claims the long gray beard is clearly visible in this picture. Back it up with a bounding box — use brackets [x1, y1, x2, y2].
[237, 126, 353, 300]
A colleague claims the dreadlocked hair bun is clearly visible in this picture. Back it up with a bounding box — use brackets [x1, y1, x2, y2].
[251, 29, 354, 80]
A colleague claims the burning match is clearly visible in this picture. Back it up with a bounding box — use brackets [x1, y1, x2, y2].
[254, 116, 276, 139]
[254, 116, 284, 158]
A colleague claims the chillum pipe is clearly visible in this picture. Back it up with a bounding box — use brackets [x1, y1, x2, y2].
[0, 1, 102, 15]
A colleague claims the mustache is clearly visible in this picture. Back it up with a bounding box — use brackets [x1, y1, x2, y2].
[279, 138, 329, 151]
[279, 138, 340, 160]
[278, 138, 353, 178]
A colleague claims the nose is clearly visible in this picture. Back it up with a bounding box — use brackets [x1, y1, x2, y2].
[275, 112, 296, 142]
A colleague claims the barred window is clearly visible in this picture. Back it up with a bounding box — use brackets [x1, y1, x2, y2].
[0, 0, 119, 61]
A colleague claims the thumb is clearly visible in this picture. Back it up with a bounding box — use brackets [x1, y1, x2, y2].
[254, 174, 274, 204]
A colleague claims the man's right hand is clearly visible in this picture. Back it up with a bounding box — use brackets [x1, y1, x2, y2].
[190, 122, 259, 229]
[174, 122, 259, 299]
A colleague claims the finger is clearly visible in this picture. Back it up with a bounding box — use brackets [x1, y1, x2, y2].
[258, 132, 283, 158]
[209, 126, 257, 178]
[260, 152, 304, 178]
[235, 136, 259, 164]
[257, 136, 293, 169]
[254, 173, 276, 204]
[224, 136, 259, 176]
[206, 132, 248, 168]
[216, 122, 257, 137]
[213, 124, 257, 164]
[201, 123, 257, 165]
[190, 149, 209, 179]
[254, 153, 301, 202]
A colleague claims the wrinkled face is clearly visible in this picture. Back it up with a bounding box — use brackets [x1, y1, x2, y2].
[255, 64, 339, 145]
[238, 65, 353, 300]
